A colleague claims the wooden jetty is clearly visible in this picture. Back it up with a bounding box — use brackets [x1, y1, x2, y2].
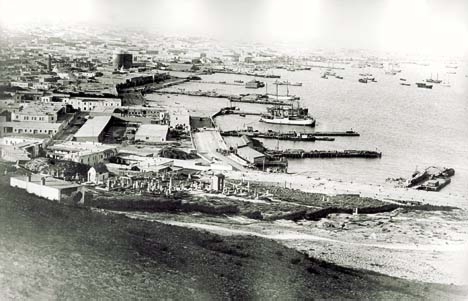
[266, 149, 382, 159]
[220, 130, 335, 142]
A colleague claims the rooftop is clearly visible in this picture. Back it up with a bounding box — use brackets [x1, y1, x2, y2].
[12, 174, 81, 190]
[135, 124, 169, 138]
[74, 116, 113, 138]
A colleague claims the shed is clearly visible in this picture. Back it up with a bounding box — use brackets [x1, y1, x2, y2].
[236, 145, 265, 165]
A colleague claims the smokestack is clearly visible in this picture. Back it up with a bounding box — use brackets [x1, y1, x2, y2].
[48, 55, 52, 72]
[41, 177, 46, 185]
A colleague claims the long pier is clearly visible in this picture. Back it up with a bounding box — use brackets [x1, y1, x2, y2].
[266, 149, 382, 159]
[214, 70, 281, 78]
[198, 80, 245, 86]
[220, 130, 335, 142]
[220, 129, 360, 138]
[156, 90, 292, 106]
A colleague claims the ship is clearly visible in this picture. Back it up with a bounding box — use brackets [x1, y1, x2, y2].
[416, 82, 433, 89]
[260, 104, 315, 126]
[405, 169, 428, 187]
[426, 73, 442, 84]
[245, 80, 265, 89]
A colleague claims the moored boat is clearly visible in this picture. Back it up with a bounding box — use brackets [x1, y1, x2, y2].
[260, 104, 315, 126]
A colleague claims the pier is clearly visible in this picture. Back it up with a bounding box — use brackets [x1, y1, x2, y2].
[156, 90, 293, 106]
[266, 149, 382, 159]
[220, 130, 335, 142]
[214, 70, 281, 78]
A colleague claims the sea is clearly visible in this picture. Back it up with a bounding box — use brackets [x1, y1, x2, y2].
[147, 62, 468, 198]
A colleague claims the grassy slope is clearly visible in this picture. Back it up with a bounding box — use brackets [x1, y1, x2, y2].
[0, 165, 466, 299]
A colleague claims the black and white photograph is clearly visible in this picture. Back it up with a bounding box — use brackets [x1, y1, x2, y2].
[0, 0, 467, 299]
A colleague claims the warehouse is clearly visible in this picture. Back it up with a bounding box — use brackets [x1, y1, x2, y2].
[73, 116, 113, 143]
[236, 145, 265, 165]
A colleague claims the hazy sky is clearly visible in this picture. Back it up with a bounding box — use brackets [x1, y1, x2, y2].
[1, 0, 467, 55]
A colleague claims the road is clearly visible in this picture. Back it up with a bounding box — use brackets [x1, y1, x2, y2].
[192, 129, 247, 171]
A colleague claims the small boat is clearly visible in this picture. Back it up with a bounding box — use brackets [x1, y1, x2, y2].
[239, 114, 246, 117]
[400, 83, 411, 86]
[400, 78, 406, 81]
[290, 82, 303, 86]
[358, 78, 368, 83]
[335, 75, 343, 79]
[416, 82, 433, 89]
[321, 74, 328, 79]
[234, 80, 244, 83]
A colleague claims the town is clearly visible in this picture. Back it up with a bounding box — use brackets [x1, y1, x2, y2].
[0, 16, 467, 299]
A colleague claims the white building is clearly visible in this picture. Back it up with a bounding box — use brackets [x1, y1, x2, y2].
[0, 136, 46, 161]
[134, 124, 169, 143]
[65, 97, 121, 112]
[10, 174, 81, 202]
[11, 102, 65, 123]
[48, 141, 117, 165]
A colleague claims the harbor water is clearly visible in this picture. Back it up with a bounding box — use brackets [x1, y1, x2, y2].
[147, 63, 468, 198]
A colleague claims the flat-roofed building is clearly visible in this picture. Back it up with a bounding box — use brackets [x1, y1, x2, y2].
[10, 174, 81, 202]
[65, 96, 121, 111]
[11, 102, 66, 123]
[134, 124, 169, 143]
[48, 141, 117, 165]
[0, 121, 63, 136]
[0, 136, 46, 161]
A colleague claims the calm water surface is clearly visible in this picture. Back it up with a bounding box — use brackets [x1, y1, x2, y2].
[148, 63, 468, 197]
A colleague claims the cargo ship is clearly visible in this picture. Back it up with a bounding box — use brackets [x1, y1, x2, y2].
[260, 104, 315, 126]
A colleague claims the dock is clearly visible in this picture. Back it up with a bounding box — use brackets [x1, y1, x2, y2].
[198, 80, 245, 86]
[266, 149, 382, 159]
[156, 90, 292, 106]
[214, 70, 281, 78]
[220, 130, 335, 142]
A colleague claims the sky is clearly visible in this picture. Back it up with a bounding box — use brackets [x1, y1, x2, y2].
[0, 0, 467, 55]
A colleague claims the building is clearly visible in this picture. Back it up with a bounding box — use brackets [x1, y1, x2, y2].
[134, 124, 169, 143]
[0, 121, 63, 136]
[48, 141, 117, 165]
[0, 136, 46, 161]
[87, 164, 109, 184]
[11, 102, 66, 123]
[211, 173, 225, 192]
[90, 106, 170, 125]
[113, 50, 133, 70]
[10, 174, 81, 202]
[236, 145, 265, 165]
[73, 116, 113, 143]
[64, 96, 121, 112]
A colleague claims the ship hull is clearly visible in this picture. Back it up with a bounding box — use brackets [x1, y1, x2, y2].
[260, 117, 315, 126]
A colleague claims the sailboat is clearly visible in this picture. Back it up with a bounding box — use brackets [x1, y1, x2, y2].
[426, 73, 442, 84]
